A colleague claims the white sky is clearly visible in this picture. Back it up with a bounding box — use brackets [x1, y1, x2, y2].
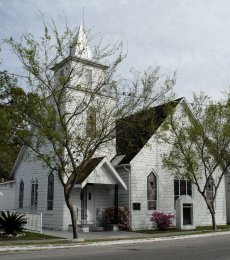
[1, 0, 230, 100]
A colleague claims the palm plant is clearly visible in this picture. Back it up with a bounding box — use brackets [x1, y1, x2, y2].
[0, 211, 27, 236]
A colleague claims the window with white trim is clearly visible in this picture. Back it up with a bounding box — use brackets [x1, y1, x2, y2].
[47, 172, 54, 210]
[86, 107, 96, 138]
[85, 69, 92, 87]
[19, 180, 24, 209]
[174, 179, 192, 207]
[31, 179, 38, 209]
[147, 172, 157, 210]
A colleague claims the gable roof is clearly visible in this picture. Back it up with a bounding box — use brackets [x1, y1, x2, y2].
[76, 157, 105, 184]
[116, 98, 183, 164]
[76, 156, 127, 190]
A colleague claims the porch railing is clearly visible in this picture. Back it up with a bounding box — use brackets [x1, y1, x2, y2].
[76, 207, 87, 226]
[25, 212, 43, 234]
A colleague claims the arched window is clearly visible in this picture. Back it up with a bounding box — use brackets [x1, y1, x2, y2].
[85, 69, 92, 87]
[47, 172, 54, 210]
[86, 107, 96, 138]
[31, 179, 38, 210]
[206, 177, 214, 206]
[147, 172, 157, 210]
[19, 180, 24, 209]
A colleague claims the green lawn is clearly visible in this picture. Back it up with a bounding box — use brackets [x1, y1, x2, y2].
[0, 231, 61, 241]
[133, 228, 178, 234]
[134, 224, 230, 234]
[195, 225, 230, 231]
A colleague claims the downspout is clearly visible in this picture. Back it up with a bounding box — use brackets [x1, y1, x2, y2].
[123, 165, 132, 229]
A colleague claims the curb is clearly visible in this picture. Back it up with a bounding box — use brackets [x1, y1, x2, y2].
[0, 231, 230, 252]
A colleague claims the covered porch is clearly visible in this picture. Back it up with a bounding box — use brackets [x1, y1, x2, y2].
[73, 157, 127, 231]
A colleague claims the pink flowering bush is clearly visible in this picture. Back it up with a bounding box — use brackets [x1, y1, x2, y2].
[104, 207, 130, 230]
[150, 211, 175, 231]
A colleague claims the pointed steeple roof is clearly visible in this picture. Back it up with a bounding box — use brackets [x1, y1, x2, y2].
[70, 23, 92, 60]
[51, 23, 108, 71]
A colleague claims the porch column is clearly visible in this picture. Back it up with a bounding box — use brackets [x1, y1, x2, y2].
[114, 184, 118, 224]
[81, 186, 87, 226]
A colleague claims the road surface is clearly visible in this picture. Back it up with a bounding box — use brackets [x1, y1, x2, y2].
[1, 233, 230, 260]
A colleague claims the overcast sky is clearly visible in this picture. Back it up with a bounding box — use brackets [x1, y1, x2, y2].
[1, 0, 230, 100]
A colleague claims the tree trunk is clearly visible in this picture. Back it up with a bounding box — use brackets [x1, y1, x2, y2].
[208, 205, 217, 230]
[64, 193, 78, 239]
[210, 210, 217, 230]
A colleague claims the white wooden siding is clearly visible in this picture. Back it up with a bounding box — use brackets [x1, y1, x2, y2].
[0, 182, 15, 210]
[13, 147, 67, 230]
[117, 168, 129, 208]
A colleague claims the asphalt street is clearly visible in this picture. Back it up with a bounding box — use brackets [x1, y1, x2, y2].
[1, 233, 230, 260]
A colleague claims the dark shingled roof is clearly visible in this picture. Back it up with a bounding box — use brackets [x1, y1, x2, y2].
[116, 99, 182, 164]
[76, 157, 104, 184]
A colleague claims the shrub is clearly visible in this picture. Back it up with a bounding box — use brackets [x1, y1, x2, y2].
[104, 207, 114, 224]
[0, 211, 27, 236]
[118, 207, 130, 230]
[150, 211, 175, 231]
[104, 207, 130, 230]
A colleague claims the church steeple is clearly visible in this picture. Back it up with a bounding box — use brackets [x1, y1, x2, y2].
[70, 23, 92, 60]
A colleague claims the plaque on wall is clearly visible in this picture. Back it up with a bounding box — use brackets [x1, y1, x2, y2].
[133, 203, 141, 210]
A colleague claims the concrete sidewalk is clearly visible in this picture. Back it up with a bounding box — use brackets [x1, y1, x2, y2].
[42, 229, 154, 240]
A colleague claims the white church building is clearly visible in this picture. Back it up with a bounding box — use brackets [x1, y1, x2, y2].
[0, 24, 229, 232]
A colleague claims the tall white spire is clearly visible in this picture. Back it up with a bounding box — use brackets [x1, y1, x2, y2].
[70, 22, 92, 60]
